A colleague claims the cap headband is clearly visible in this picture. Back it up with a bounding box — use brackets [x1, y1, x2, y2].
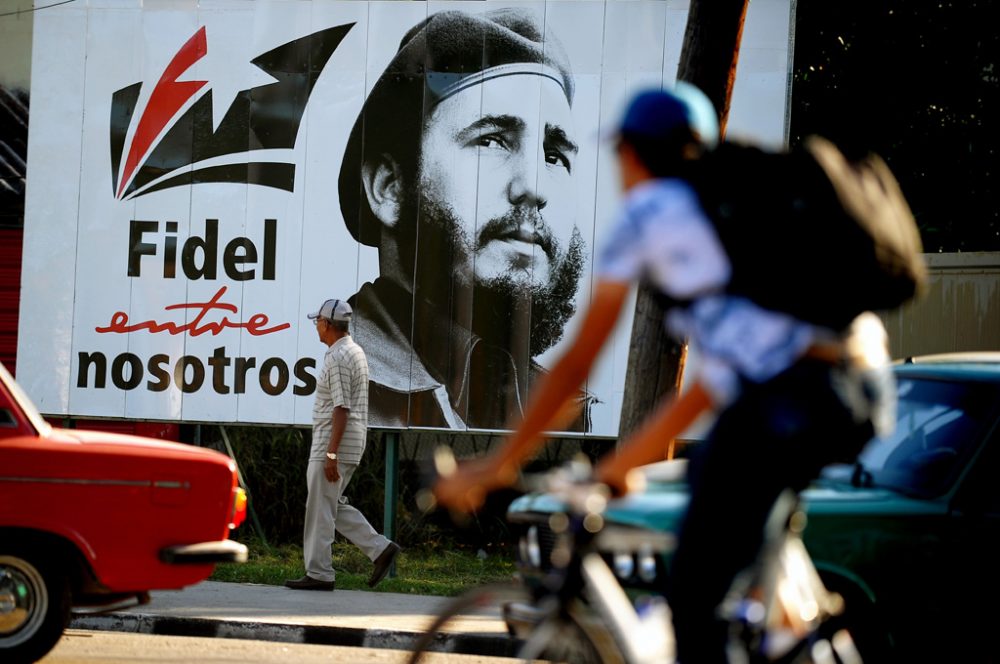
[427, 63, 570, 107]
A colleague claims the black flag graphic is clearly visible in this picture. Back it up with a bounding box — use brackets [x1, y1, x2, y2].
[111, 23, 353, 200]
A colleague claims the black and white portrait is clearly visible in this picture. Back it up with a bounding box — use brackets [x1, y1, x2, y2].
[338, 9, 593, 430]
[21, 0, 791, 431]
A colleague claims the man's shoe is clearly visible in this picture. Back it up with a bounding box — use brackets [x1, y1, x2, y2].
[368, 542, 401, 588]
[284, 575, 335, 591]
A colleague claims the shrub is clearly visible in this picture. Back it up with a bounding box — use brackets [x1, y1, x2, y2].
[192, 425, 613, 551]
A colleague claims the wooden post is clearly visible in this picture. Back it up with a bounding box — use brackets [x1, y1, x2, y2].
[618, 0, 750, 450]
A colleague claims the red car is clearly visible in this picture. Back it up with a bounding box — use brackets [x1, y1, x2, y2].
[0, 362, 247, 663]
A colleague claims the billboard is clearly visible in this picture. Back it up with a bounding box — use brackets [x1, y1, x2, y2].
[19, 0, 792, 434]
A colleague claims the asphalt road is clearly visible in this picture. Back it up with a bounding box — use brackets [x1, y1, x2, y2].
[41, 629, 525, 664]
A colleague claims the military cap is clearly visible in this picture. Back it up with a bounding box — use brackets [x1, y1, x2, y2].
[338, 8, 574, 246]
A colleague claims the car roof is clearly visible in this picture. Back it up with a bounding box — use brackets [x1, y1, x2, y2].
[895, 352, 1000, 381]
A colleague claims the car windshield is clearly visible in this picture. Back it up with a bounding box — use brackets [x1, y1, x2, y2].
[823, 375, 1000, 498]
[0, 362, 53, 437]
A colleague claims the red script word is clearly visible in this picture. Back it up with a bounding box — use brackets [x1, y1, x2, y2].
[96, 286, 290, 337]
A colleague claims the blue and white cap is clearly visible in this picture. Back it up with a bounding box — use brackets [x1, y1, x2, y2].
[610, 82, 719, 148]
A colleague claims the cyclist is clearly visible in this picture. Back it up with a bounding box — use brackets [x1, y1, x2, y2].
[434, 84, 897, 663]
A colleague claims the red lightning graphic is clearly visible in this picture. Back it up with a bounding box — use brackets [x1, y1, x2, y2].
[117, 27, 208, 199]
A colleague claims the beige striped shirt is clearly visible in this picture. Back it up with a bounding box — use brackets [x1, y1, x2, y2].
[311, 335, 369, 464]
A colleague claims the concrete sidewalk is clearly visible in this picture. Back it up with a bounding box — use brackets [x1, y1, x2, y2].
[69, 581, 518, 658]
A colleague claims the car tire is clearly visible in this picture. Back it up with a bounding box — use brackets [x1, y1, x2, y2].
[0, 548, 72, 664]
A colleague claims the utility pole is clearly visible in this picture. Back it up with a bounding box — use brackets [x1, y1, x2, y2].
[617, 0, 750, 448]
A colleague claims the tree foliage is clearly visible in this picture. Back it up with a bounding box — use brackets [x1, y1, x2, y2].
[791, 2, 999, 252]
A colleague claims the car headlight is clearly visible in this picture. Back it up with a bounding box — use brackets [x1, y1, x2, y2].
[613, 552, 635, 579]
[638, 550, 658, 583]
[519, 526, 542, 569]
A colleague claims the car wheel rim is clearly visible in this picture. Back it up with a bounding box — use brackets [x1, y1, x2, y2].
[0, 556, 48, 646]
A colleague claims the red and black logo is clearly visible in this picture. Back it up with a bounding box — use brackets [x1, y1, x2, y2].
[110, 23, 353, 201]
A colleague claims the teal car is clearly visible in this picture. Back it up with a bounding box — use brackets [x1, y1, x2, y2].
[507, 353, 1000, 661]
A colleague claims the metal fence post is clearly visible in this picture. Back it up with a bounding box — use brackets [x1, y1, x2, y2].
[219, 425, 270, 551]
[383, 430, 399, 578]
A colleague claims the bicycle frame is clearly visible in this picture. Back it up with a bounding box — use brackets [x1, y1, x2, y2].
[579, 549, 674, 663]
[719, 493, 862, 664]
[506, 476, 861, 664]
[505, 469, 676, 664]
[414, 451, 862, 664]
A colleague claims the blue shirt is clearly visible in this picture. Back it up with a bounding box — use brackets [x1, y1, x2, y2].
[597, 178, 825, 406]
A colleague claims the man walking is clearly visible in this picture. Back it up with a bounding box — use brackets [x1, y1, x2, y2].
[286, 298, 400, 591]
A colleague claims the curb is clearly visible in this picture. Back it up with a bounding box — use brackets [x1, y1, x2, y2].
[70, 612, 521, 658]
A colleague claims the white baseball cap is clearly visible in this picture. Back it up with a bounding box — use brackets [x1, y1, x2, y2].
[307, 298, 352, 322]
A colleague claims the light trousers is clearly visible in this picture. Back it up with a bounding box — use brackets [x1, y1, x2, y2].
[303, 459, 390, 582]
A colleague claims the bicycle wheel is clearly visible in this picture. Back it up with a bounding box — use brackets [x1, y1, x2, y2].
[406, 583, 529, 664]
[406, 583, 627, 664]
[515, 597, 627, 664]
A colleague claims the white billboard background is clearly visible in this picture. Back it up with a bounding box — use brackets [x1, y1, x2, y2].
[19, 0, 791, 434]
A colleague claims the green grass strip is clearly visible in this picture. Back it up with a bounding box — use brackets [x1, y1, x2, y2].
[210, 542, 517, 597]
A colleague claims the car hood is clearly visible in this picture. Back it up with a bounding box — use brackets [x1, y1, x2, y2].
[509, 475, 933, 534]
[799, 482, 940, 516]
[48, 427, 230, 463]
[508, 481, 691, 533]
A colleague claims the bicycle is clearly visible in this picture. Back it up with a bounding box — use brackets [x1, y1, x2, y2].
[407, 449, 863, 664]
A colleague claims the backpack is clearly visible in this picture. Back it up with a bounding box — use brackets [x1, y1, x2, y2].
[686, 135, 927, 331]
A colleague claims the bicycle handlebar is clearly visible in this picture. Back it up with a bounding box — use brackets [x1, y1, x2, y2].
[417, 446, 614, 520]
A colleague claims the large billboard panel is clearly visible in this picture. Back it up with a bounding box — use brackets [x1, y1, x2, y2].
[19, 0, 792, 434]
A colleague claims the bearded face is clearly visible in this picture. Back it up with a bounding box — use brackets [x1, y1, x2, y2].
[404, 193, 585, 356]
[397, 73, 584, 356]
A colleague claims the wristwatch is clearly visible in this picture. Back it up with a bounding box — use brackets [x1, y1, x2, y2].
[326, 452, 338, 461]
